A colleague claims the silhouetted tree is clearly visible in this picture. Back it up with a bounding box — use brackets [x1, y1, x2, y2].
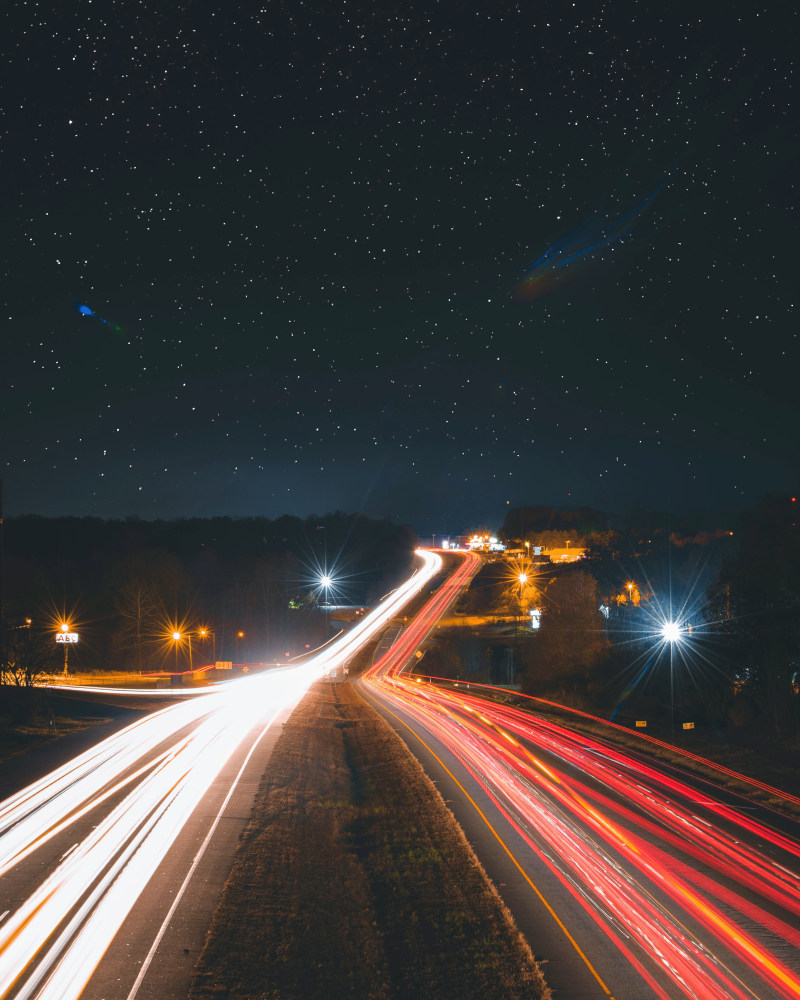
[1, 616, 58, 686]
[520, 570, 608, 688]
[111, 549, 188, 670]
[709, 494, 800, 739]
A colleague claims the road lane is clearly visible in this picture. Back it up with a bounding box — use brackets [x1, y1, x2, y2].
[364, 550, 800, 1000]
[0, 550, 442, 1000]
[83, 698, 298, 1000]
[362, 687, 626, 999]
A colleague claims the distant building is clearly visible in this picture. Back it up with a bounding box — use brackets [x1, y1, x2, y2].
[543, 546, 585, 562]
[468, 533, 506, 552]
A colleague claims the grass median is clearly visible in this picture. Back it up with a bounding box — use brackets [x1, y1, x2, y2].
[190, 679, 550, 1000]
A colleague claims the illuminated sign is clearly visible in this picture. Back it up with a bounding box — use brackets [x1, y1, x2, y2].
[682, 722, 695, 730]
[56, 632, 79, 643]
[635, 720, 647, 728]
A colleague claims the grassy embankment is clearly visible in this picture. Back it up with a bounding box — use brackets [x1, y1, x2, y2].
[0, 686, 115, 765]
[190, 679, 551, 1000]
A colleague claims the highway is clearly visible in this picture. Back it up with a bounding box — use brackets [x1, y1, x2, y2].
[0, 550, 442, 1000]
[364, 550, 800, 1000]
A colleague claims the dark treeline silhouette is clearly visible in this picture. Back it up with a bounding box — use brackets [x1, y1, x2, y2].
[500, 504, 738, 555]
[0, 512, 417, 677]
[709, 495, 800, 741]
[500, 504, 610, 539]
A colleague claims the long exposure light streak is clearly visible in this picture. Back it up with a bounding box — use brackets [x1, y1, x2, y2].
[0, 550, 442, 1000]
[365, 551, 800, 1000]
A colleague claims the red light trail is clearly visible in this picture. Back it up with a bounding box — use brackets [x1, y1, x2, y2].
[365, 551, 800, 1000]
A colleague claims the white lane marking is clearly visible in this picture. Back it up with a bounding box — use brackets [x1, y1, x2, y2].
[125, 705, 287, 1000]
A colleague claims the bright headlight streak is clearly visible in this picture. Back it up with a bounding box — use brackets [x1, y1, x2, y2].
[0, 551, 442, 1000]
[0, 718, 222, 996]
[2, 673, 315, 998]
[22, 690, 292, 1000]
[0, 696, 222, 880]
[0, 742, 184, 881]
[0, 695, 217, 835]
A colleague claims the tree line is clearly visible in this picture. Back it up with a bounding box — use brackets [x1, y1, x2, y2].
[0, 512, 417, 683]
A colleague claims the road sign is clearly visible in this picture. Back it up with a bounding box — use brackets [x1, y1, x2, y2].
[56, 633, 79, 643]
[682, 722, 695, 730]
[635, 720, 647, 728]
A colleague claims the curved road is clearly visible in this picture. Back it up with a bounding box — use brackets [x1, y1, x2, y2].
[0, 551, 442, 1000]
[363, 550, 800, 1000]
[4, 547, 798, 1000]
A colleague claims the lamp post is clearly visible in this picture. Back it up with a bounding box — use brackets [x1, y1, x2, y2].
[60, 623, 69, 674]
[515, 571, 528, 641]
[320, 575, 332, 635]
[56, 621, 78, 676]
[235, 630, 244, 664]
[517, 571, 528, 610]
[172, 631, 181, 672]
[199, 627, 215, 663]
[660, 620, 682, 738]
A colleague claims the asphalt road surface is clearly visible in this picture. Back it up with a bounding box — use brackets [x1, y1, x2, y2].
[0, 550, 443, 1000]
[363, 551, 800, 1000]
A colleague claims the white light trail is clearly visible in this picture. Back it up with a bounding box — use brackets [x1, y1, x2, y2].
[0, 550, 442, 1000]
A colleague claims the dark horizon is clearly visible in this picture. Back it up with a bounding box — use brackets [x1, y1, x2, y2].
[1, 488, 754, 541]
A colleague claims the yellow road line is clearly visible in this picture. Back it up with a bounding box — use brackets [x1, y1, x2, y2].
[361, 684, 616, 999]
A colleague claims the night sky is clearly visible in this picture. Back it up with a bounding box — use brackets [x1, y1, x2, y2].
[2, 2, 797, 534]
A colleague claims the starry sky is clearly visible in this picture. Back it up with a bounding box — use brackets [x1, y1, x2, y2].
[2, 1, 797, 534]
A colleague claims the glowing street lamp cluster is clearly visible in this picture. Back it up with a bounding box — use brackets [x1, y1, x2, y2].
[0, 551, 442, 1000]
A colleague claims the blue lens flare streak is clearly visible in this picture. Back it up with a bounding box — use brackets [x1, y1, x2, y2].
[75, 303, 124, 335]
[515, 176, 669, 301]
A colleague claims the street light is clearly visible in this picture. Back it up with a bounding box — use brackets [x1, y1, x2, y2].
[198, 627, 215, 663]
[56, 621, 78, 676]
[661, 621, 682, 643]
[660, 620, 685, 737]
[235, 630, 245, 664]
[172, 631, 181, 672]
[60, 622, 69, 675]
[512, 570, 530, 642]
[320, 574, 334, 634]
